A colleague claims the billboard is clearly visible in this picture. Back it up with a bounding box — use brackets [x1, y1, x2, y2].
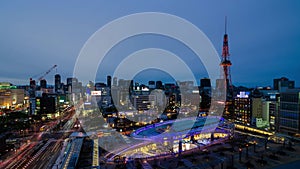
[91, 91, 101, 96]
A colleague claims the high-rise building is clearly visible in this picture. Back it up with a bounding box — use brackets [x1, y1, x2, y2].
[156, 81, 163, 90]
[38, 93, 58, 115]
[273, 77, 295, 92]
[29, 78, 36, 90]
[111, 85, 120, 106]
[251, 89, 263, 125]
[148, 81, 155, 89]
[251, 88, 280, 130]
[150, 89, 166, 112]
[261, 100, 271, 127]
[251, 97, 271, 128]
[55, 74, 61, 93]
[29, 78, 36, 115]
[251, 97, 263, 124]
[278, 89, 300, 135]
[66, 77, 79, 92]
[118, 79, 131, 89]
[132, 95, 153, 111]
[40, 79, 47, 89]
[113, 77, 118, 86]
[234, 91, 251, 125]
[199, 78, 211, 112]
[95, 82, 106, 90]
[66, 77, 73, 86]
[269, 100, 279, 131]
[107, 75, 112, 88]
[200, 78, 211, 88]
[94, 82, 111, 107]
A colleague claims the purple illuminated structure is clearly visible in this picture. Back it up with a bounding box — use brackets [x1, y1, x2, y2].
[105, 116, 234, 161]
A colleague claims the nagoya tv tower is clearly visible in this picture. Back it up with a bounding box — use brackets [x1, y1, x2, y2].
[220, 17, 234, 119]
[220, 17, 233, 98]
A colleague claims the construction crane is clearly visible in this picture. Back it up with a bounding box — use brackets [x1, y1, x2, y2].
[37, 64, 57, 81]
[30, 65, 57, 85]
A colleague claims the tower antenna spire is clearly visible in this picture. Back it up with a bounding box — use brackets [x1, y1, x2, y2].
[225, 16, 227, 34]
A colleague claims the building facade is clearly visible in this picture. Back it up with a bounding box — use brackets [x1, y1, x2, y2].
[234, 91, 251, 125]
[278, 89, 300, 135]
[0, 82, 24, 109]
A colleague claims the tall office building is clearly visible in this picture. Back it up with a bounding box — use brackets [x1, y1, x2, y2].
[113, 77, 118, 86]
[234, 91, 251, 125]
[148, 81, 155, 89]
[200, 78, 211, 88]
[95, 82, 106, 90]
[269, 101, 279, 131]
[38, 93, 58, 115]
[107, 75, 112, 88]
[55, 74, 61, 93]
[199, 78, 211, 112]
[251, 89, 263, 125]
[252, 97, 271, 128]
[66, 78, 79, 90]
[251, 97, 263, 124]
[156, 81, 163, 90]
[67, 78, 73, 86]
[118, 79, 131, 89]
[278, 89, 300, 135]
[132, 95, 153, 111]
[29, 78, 36, 90]
[273, 77, 295, 92]
[29, 78, 36, 98]
[40, 79, 47, 89]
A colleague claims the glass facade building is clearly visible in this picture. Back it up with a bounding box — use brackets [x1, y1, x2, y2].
[279, 89, 300, 134]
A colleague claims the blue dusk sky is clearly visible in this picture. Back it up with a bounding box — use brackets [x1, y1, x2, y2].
[0, 0, 299, 87]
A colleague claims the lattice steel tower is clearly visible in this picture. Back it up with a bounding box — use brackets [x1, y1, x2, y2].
[220, 17, 233, 97]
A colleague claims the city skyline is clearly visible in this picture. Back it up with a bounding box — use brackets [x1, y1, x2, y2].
[2, 2, 300, 168]
[1, 1, 300, 87]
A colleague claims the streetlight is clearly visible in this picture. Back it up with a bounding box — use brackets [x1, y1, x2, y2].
[239, 147, 242, 162]
[264, 138, 268, 150]
[246, 144, 249, 158]
[253, 140, 256, 153]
